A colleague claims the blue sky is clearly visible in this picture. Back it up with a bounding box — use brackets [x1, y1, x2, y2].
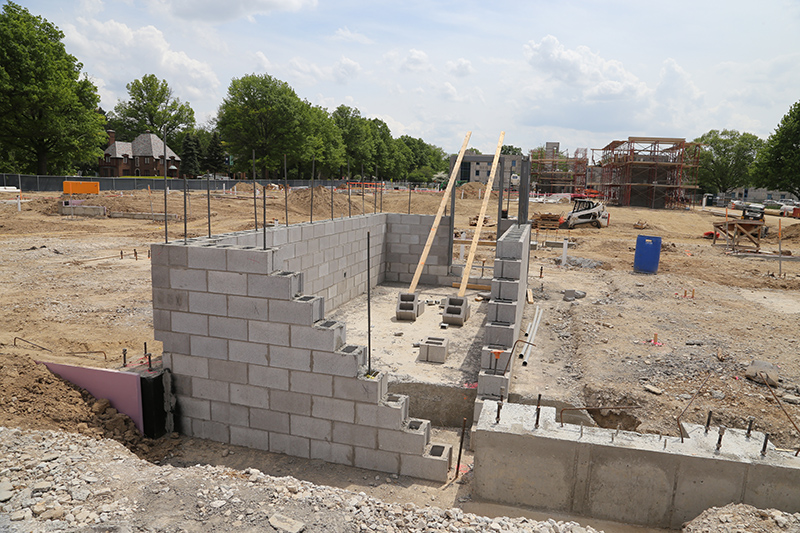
[18, 0, 800, 157]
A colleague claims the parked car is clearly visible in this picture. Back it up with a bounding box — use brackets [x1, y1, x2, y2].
[729, 200, 747, 209]
[780, 204, 799, 217]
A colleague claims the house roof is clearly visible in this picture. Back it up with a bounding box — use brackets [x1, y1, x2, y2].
[104, 132, 180, 161]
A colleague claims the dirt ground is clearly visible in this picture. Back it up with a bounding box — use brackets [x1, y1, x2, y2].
[1, 186, 800, 531]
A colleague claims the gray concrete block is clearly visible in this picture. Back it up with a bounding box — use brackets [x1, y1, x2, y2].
[309, 440, 354, 466]
[226, 247, 274, 274]
[227, 295, 268, 320]
[172, 312, 208, 336]
[208, 270, 248, 295]
[269, 346, 311, 371]
[494, 258, 522, 280]
[153, 310, 171, 335]
[170, 268, 207, 292]
[311, 396, 355, 423]
[192, 419, 230, 443]
[208, 359, 248, 384]
[290, 320, 346, 352]
[168, 245, 189, 267]
[485, 321, 516, 348]
[334, 372, 387, 403]
[228, 340, 268, 366]
[270, 390, 312, 415]
[230, 426, 269, 451]
[378, 421, 429, 454]
[249, 365, 289, 390]
[481, 346, 513, 373]
[150, 244, 169, 266]
[188, 245, 227, 271]
[191, 377, 230, 402]
[250, 408, 289, 433]
[230, 383, 269, 409]
[270, 433, 310, 458]
[158, 332, 190, 355]
[188, 292, 226, 316]
[153, 289, 188, 312]
[249, 320, 291, 347]
[189, 335, 228, 360]
[248, 271, 302, 300]
[354, 447, 400, 475]
[400, 444, 452, 482]
[396, 292, 424, 321]
[491, 278, 519, 301]
[151, 266, 170, 288]
[333, 422, 377, 448]
[477, 370, 510, 398]
[176, 395, 210, 420]
[312, 345, 364, 377]
[171, 353, 209, 378]
[211, 401, 249, 427]
[290, 370, 333, 396]
[209, 316, 248, 341]
[487, 299, 518, 324]
[269, 296, 325, 326]
[418, 337, 448, 364]
[290, 414, 332, 441]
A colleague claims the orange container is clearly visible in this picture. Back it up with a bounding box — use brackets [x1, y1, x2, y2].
[63, 181, 100, 194]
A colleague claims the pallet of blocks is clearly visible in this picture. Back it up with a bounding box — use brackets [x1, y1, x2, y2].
[531, 213, 561, 230]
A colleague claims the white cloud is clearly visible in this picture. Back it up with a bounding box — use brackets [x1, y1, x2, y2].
[332, 57, 362, 83]
[400, 49, 432, 72]
[142, 0, 317, 22]
[446, 58, 475, 77]
[523, 35, 646, 100]
[332, 27, 373, 45]
[254, 51, 272, 71]
[62, 18, 220, 110]
[287, 56, 362, 85]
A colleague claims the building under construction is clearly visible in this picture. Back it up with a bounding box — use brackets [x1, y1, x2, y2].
[529, 142, 588, 194]
[590, 137, 701, 208]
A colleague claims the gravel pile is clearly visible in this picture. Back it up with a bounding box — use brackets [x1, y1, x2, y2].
[0, 426, 601, 533]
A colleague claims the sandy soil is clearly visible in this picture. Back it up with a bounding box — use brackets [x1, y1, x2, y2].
[1, 186, 800, 531]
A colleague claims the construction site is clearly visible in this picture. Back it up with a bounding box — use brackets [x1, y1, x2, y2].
[2, 133, 800, 533]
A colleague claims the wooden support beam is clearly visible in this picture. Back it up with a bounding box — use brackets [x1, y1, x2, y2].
[458, 132, 505, 298]
[408, 132, 471, 293]
[452, 282, 492, 291]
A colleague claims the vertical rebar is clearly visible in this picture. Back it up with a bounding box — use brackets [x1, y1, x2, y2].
[183, 176, 188, 244]
[705, 410, 713, 433]
[262, 182, 267, 250]
[206, 174, 211, 238]
[361, 163, 365, 214]
[284, 154, 289, 227]
[122, 348, 127, 367]
[366, 231, 372, 375]
[716, 426, 726, 451]
[373, 164, 378, 214]
[330, 180, 334, 220]
[761, 433, 770, 456]
[455, 417, 467, 480]
[535, 393, 541, 429]
[495, 402, 502, 423]
[746, 417, 754, 438]
[348, 159, 352, 217]
[164, 125, 168, 243]
[408, 183, 412, 214]
[253, 174, 258, 230]
[310, 154, 315, 223]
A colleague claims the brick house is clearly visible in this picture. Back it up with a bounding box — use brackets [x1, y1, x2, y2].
[99, 130, 181, 177]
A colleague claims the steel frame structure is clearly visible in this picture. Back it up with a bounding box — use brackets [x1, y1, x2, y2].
[589, 137, 701, 208]
[530, 142, 589, 194]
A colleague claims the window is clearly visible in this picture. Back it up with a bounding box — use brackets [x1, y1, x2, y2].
[767, 193, 773, 200]
[135, 156, 139, 167]
[123, 155, 128, 164]
[780, 194, 786, 200]
[104, 155, 110, 163]
[511, 160, 516, 167]
[475, 170, 480, 176]
[145, 157, 150, 164]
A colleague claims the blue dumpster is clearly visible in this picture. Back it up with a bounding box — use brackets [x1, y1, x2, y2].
[633, 235, 661, 274]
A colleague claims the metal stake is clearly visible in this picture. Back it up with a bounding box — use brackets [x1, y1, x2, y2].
[705, 410, 713, 433]
[310, 154, 315, 223]
[183, 176, 188, 244]
[455, 417, 467, 480]
[761, 433, 770, 456]
[262, 182, 267, 250]
[746, 417, 754, 438]
[716, 426, 726, 451]
[367, 231, 372, 375]
[535, 393, 541, 429]
[284, 154, 289, 227]
[122, 348, 127, 367]
[206, 173, 211, 238]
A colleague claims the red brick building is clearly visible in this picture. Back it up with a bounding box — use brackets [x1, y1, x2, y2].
[99, 130, 181, 177]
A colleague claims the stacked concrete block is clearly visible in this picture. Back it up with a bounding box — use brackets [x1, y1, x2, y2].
[418, 337, 448, 363]
[153, 220, 453, 482]
[477, 224, 531, 401]
[396, 292, 424, 321]
[384, 213, 456, 287]
[441, 296, 469, 326]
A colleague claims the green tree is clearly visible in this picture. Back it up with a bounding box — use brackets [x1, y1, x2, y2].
[107, 74, 195, 145]
[217, 73, 304, 178]
[694, 129, 763, 194]
[753, 101, 800, 199]
[0, 2, 106, 174]
[332, 105, 375, 175]
[299, 102, 345, 179]
[203, 131, 227, 176]
[501, 145, 523, 156]
[180, 133, 201, 177]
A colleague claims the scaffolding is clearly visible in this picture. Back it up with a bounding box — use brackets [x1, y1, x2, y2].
[590, 137, 701, 208]
[530, 142, 589, 194]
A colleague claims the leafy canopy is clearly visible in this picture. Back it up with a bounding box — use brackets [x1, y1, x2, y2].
[753, 101, 800, 199]
[693, 129, 763, 194]
[0, 1, 106, 174]
[107, 74, 195, 144]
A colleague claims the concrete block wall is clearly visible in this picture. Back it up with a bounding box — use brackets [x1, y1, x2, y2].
[477, 224, 530, 400]
[384, 213, 456, 286]
[151, 221, 453, 482]
[473, 402, 800, 529]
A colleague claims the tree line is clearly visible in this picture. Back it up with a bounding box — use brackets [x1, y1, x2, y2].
[1, 1, 798, 196]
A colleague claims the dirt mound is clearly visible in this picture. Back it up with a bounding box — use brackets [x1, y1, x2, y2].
[764, 220, 800, 243]
[0, 351, 175, 461]
[288, 186, 366, 217]
[684, 503, 798, 532]
[456, 181, 498, 199]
